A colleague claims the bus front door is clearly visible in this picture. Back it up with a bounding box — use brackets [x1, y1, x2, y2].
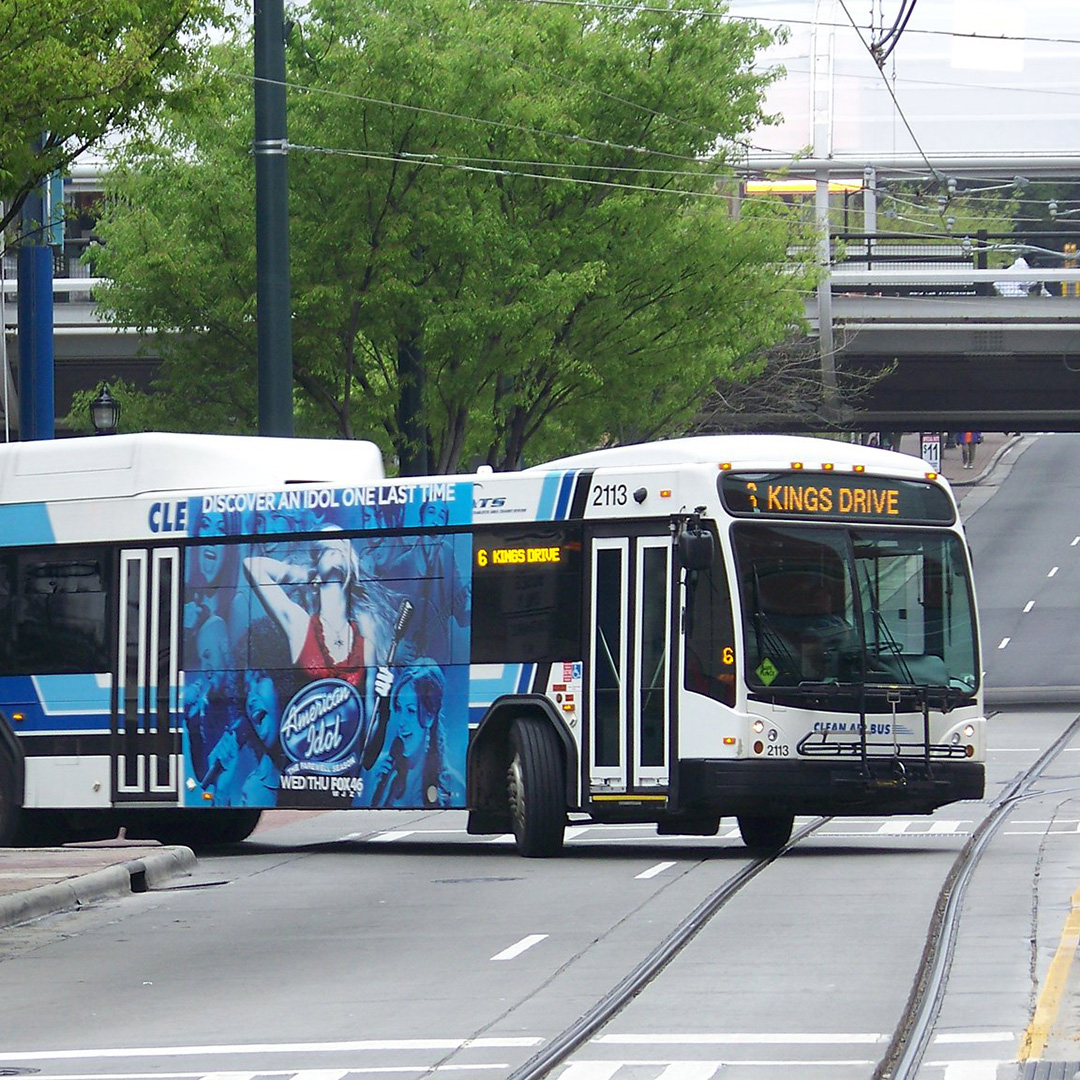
[587, 532, 674, 802]
[114, 548, 182, 801]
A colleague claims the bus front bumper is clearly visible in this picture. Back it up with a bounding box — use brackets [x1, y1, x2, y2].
[676, 757, 985, 817]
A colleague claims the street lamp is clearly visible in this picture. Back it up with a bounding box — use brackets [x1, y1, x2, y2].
[89, 384, 120, 435]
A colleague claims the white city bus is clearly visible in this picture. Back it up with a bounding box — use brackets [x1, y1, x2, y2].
[0, 432, 983, 855]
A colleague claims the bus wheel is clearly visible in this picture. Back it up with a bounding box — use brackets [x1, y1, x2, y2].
[737, 814, 794, 855]
[507, 717, 565, 858]
[0, 750, 20, 847]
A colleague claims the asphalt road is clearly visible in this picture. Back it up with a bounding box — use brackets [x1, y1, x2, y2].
[2, 432, 1080, 1080]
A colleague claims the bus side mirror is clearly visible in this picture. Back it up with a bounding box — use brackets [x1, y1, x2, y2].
[678, 512, 714, 571]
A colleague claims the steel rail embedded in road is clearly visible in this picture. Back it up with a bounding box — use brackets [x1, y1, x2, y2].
[873, 713, 1080, 1080]
[504, 816, 832, 1080]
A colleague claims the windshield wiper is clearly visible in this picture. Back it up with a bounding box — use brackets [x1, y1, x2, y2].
[858, 563, 915, 683]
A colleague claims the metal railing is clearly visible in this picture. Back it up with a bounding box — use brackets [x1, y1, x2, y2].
[831, 230, 1080, 298]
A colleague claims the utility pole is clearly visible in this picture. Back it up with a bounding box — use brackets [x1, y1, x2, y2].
[17, 162, 55, 442]
[254, 0, 294, 436]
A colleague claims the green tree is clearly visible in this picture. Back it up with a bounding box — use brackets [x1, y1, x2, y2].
[91, 0, 814, 470]
[0, 0, 228, 236]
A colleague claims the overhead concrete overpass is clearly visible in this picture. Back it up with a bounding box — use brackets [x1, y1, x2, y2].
[821, 269, 1080, 434]
[4, 247, 1080, 439]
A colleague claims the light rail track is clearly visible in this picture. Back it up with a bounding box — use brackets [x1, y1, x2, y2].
[874, 712, 1080, 1080]
[504, 816, 833, 1080]
[503, 712, 1080, 1080]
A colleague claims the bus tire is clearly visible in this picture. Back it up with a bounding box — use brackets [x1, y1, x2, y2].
[737, 814, 794, 855]
[0, 749, 20, 847]
[507, 717, 565, 858]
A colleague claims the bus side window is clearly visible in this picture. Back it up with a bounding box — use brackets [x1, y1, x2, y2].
[683, 559, 735, 707]
[8, 550, 110, 675]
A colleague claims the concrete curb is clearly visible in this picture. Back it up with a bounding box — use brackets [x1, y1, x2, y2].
[0, 846, 197, 931]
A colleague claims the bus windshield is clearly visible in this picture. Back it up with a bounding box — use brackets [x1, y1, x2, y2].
[733, 524, 978, 698]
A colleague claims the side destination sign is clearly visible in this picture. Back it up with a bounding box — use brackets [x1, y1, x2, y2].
[718, 471, 955, 524]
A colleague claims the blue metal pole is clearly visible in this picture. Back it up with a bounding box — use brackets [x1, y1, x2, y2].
[17, 176, 55, 441]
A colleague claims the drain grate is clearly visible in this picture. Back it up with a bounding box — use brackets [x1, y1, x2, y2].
[1019, 1064, 1080, 1080]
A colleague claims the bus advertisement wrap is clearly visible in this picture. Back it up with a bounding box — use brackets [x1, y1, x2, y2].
[181, 486, 472, 811]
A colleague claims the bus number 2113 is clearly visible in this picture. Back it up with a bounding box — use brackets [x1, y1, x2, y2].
[591, 483, 628, 507]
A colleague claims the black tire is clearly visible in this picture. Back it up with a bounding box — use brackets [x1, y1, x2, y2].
[737, 814, 794, 855]
[0, 750, 21, 847]
[507, 717, 566, 858]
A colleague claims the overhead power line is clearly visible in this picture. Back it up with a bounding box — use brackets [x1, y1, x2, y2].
[870, 0, 919, 68]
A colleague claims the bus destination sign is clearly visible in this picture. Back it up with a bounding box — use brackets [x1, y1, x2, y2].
[719, 471, 955, 524]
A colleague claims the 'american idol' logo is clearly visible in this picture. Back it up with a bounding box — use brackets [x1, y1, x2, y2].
[280, 679, 364, 765]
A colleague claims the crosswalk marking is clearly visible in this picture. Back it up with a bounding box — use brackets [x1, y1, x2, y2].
[929, 821, 962, 834]
[937, 1063, 1002, 1079]
[560, 1065, 721, 1080]
[557, 1063, 622, 1080]
[879, 820, 913, 833]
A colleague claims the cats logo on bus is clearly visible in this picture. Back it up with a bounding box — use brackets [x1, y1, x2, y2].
[280, 678, 364, 766]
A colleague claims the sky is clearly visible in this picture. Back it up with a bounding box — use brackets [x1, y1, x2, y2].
[725, 0, 1080, 169]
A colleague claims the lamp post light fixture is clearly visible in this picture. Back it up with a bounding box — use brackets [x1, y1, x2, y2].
[89, 384, 120, 435]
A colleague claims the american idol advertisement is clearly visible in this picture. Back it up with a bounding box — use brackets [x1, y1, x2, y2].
[179, 482, 471, 810]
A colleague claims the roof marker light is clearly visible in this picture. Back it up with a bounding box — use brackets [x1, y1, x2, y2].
[926, 471, 938, 480]
[660, 489, 672, 498]
[853, 464, 866, 473]
[822, 462, 834, 471]
[791, 461, 803, 470]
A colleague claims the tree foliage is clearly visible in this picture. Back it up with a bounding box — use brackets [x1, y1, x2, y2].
[0, 0, 228, 236]
[92, 0, 816, 471]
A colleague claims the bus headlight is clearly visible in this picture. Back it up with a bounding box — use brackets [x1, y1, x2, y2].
[753, 719, 765, 734]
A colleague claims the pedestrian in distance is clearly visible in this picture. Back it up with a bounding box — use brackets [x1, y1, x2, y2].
[955, 431, 982, 469]
[994, 255, 1030, 297]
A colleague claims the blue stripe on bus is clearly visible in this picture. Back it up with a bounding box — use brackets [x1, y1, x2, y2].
[535, 472, 564, 521]
[516, 664, 535, 693]
[0, 504, 55, 547]
[469, 664, 534, 701]
[32, 674, 112, 716]
[0, 675, 111, 732]
[467, 664, 535, 723]
[469, 665, 524, 704]
[553, 472, 576, 520]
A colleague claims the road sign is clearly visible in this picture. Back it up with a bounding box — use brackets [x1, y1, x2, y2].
[920, 432, 941, 472]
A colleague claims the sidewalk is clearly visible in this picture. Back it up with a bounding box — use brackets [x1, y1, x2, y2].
[897, 431, 1017, 488]
[0, 839, 196, 931]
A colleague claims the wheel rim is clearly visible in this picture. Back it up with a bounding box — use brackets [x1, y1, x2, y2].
[507, 752, 525, 839]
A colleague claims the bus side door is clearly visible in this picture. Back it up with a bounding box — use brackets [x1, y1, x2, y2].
[587, 529, 674, 798]
[113, 548, 182, 801]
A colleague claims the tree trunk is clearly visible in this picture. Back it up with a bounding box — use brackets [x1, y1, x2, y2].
[396, 331, 430, 476]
